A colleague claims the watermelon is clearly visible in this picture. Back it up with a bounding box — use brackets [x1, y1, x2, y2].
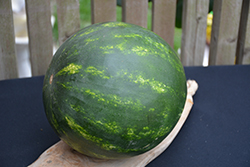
[43, 21, 187, 159]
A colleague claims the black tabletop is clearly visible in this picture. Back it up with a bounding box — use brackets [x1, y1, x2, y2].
[1, 65, 250, 167]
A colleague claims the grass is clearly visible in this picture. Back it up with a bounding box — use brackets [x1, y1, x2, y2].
[52, 0, 182, 53]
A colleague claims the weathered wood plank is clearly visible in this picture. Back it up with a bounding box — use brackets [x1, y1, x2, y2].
[242, 1, 250, 64]
[122, 0, 148, 28]
[235, 0, 249, 64]
[151, 0, 176, 48]
[181, 0, 209, 66]
[91, 0, 116, 24]
[56, 0, 81, 45]
[209, 0, 242, 65]
[0, 0, 18, 80]
[25, 0, 53, 76]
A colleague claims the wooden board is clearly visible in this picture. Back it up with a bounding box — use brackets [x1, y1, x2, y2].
[28, 80, 198, 167]
[181, 0, 209, 66]
[122, 0, 148, 28]
[151, 0, 176, 48]
[91, 0, 116, 24]
[243, 3, 250, 64]
[56, 0, 81, 45]
[25, 0, 53, 76]
[235, 0, 249, 64]
[0, 0, 18, 80]
[209, 0, 242, 65]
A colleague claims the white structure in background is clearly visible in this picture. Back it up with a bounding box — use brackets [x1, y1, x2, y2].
[203, 45, 209, 67]
[178, 46, 210, 67]
[12, 0, 31, 78]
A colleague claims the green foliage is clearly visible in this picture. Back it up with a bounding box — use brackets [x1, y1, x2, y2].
[79, 0, 91, 28]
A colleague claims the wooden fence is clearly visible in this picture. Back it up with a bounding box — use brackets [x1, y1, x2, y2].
[0, 0, 249, 80]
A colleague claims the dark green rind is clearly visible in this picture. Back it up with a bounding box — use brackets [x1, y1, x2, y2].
[43, 21, 187, 159]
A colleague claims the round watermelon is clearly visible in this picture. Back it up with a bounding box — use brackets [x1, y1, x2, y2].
[43, 21, 187, 159]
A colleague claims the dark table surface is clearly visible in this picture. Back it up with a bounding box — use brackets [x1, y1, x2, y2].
[1, 65, 250, 167]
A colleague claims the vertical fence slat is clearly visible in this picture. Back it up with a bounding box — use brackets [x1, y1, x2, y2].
[209, 0, 242, 65]
[56, 0, 81, 46]
[0, 0, 18, 80]
[91, 0, 116, 24]
[181, 0, 209, 66]
[152, 0, 176, 48]
[25, 0, 53, 76]
[243, 2, 250, 64]
[235, 0, 249, 64]
[122, 0, 148, 28]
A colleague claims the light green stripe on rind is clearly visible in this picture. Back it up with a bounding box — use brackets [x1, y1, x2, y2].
[57, 81, 72, 90]
[70, 104, 84, 113]
[65, 116, 119, 150]
[67, 93, 170, 141]
[64, 114, 161, 153]
[67, 24, 102, 43]
[64, 115, 146, 153]
[85, 38, 100, 45]
[96, 121, 122, 134]
[49, 111, 60, 131]
[65, 89, 169, 145]
[113, 33, 172, 58]
[132, 75, 169, 94]
[64, 116, 116, 150]
[69, 104, 122, 134]
[116, 69, 173, 94]
[79, 28, 98, 37]
[102, 22, 131, 27]
[112, 33, 184, 74]
[84, 65, 174, 94]
[85, 66, 111, 79]
[83, 88, 145, 111]
[114, 34, 142, 38]
[56, 63, 82, 76]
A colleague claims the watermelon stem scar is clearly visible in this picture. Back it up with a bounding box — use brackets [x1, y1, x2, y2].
[49, 74, 53, 85]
